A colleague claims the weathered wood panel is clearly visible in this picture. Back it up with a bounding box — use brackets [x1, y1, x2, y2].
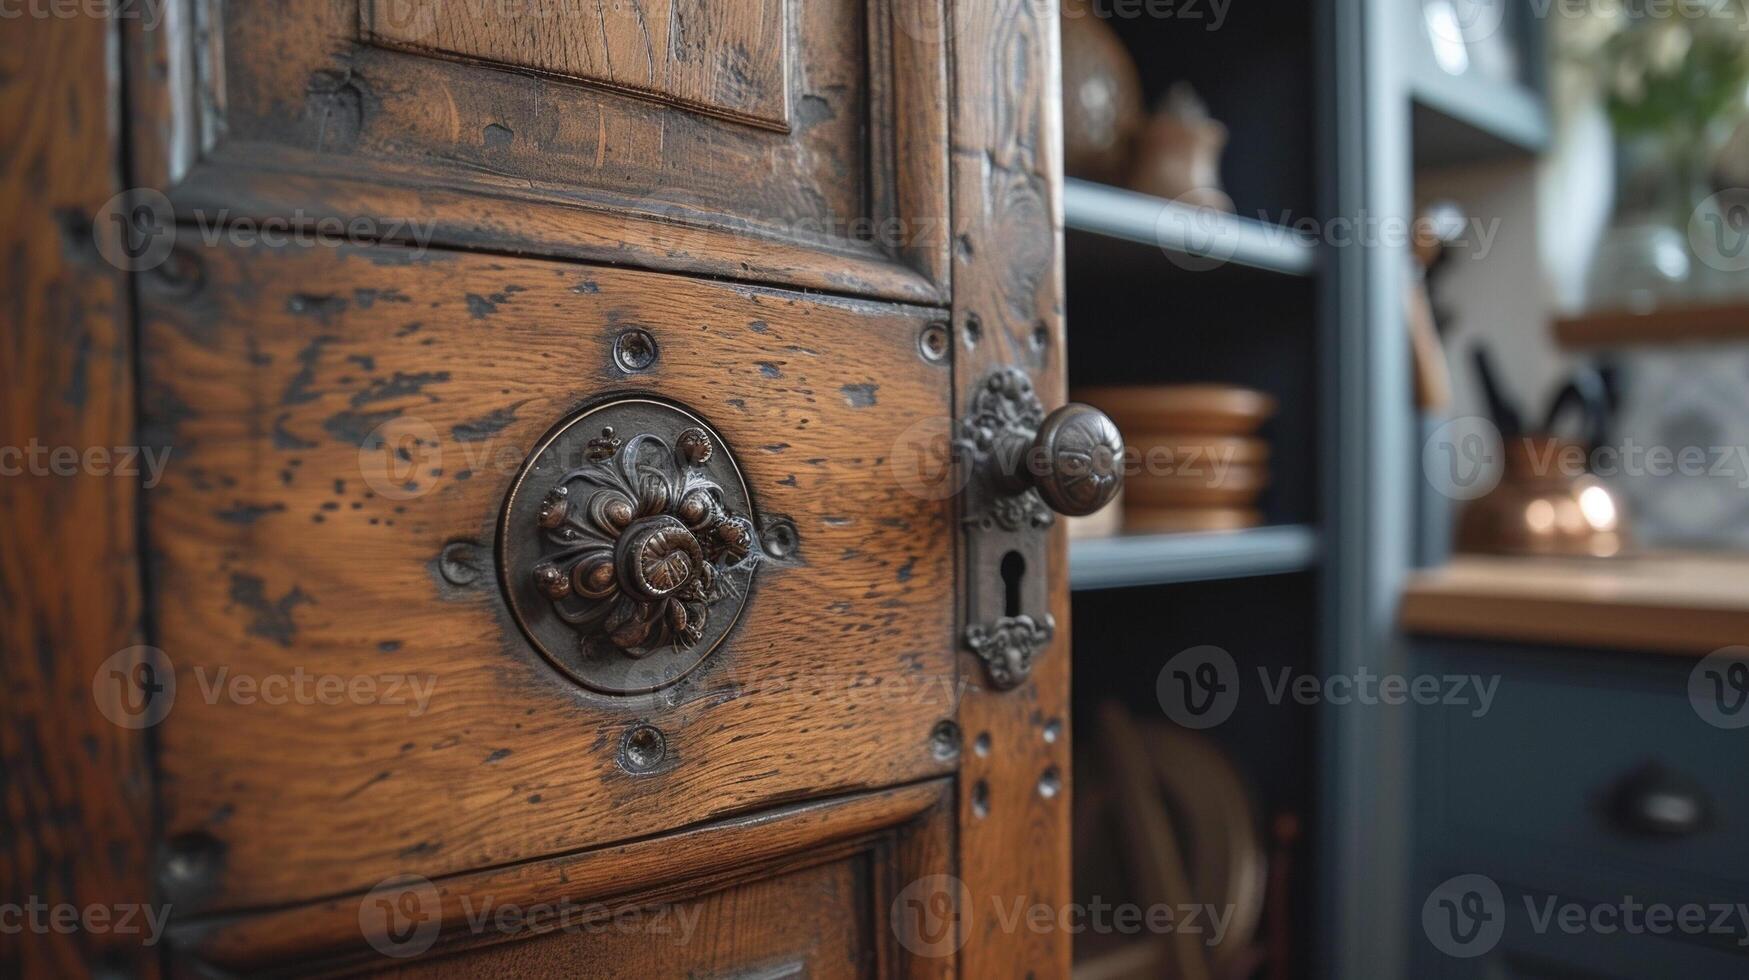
[948, 0, 1075, 975]
[0, 12, 158, 979]
[173, 781, 954, 976]
[126, 0, 951, 302]
[363, 0, 792, 129]
[140, 236, 959, 914]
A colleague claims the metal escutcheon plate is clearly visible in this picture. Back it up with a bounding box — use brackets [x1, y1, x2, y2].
[499, 398, 758, 695]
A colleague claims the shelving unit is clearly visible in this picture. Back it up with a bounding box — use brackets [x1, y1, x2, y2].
[1069, 525, 1320, 591]
[1410, 63, 1550, 167]
[1554, 301, 1749, 348]
[1064, 178, 1320, 277]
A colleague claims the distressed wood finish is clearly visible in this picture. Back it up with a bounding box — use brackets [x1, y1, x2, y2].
[174, 780, 954, 977]
[140, 237, 958, 915]
[949, 0, 1075, 975]
[0, 14, 158, 980]
[7, 0, 1080, 973]
[125, 0, 950, 302]
[362, 0, 793, 129]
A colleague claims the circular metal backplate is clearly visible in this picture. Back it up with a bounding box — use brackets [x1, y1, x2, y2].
[499, 399, 758, 694]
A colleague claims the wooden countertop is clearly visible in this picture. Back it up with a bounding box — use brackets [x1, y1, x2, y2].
[1401, 554, 1749, 657]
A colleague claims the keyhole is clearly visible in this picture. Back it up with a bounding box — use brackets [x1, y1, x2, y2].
[1001, 551, 1025, 617]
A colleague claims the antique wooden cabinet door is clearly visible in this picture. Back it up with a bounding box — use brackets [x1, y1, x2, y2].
[4, 1, 1117, 976]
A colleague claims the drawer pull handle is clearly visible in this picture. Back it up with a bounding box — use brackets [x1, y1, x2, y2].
[960, 369, 1125, 689]
[1605, 763, 1712, 838]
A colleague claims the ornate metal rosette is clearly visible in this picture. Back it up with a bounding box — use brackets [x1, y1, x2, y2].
[959, 369, 1054, 532]
[500, 399, 758, 694]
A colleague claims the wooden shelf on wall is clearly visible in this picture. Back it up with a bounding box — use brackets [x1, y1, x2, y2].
[1069, 524, 1320, 591]
[1555, 301, 1749, 349]
[1063, 178, 1319, 278]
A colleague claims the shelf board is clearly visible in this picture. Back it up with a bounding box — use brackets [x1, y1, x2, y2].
[1069, 524, 1320, 591]
[1410, 65, 1548, 168]
[1063, 178, 1318, 277]
[1554, 302, 1749, 349]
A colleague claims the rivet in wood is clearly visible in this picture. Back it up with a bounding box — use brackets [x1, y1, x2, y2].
[961, 313, 982, 349]
[619, 724, 667, 774]
[1042, 719, 1062, 744]
[761, 517, 798, 560]
[159, 831, 224, 901]
[919, 321, 950, 363]
[613, 328, 659, 372]
[974, 732, 992, 757]
[929, 720, 961, 761]
[437, 540, 483, 587]
[972, 779, 990, 818]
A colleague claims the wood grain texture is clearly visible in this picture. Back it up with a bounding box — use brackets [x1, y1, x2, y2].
[363, 0, 792, 130]
[0, 13, 159, 980]
[125, 0, 950, 303]
[947, 0, 1074, 975]
[174, 780, 951, 975]
[1402, 553, 1749, 656]
[139, 236, 958, 915]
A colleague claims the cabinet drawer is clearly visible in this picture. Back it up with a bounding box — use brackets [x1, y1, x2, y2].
[140, 236, 957, 915]
[129, 0, 949, 302]
[1419, 646, 1749, 892]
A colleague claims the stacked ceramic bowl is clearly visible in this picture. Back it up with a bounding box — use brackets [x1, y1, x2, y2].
[1075, 385, 1276, 533]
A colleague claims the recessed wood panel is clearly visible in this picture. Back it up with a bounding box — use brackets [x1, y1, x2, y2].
[172, 782, 954, 976]
[127, 0, 949, 302]
[362, 0, 792, 129]
[140, 236, 957, 915]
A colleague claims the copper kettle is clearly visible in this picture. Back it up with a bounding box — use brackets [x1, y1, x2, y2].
[1456, 355, 1630, 558]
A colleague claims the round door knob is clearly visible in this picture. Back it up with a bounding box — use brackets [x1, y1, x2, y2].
[995, 402, 1125, 517]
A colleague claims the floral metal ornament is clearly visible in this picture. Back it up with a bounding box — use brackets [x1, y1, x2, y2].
[501, 401, 759, 694]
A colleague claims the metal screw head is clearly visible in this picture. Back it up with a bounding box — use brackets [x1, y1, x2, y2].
[613, 329, 659, 372]
[761, 517, 798, 560]
[619, 724, 667, 773]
